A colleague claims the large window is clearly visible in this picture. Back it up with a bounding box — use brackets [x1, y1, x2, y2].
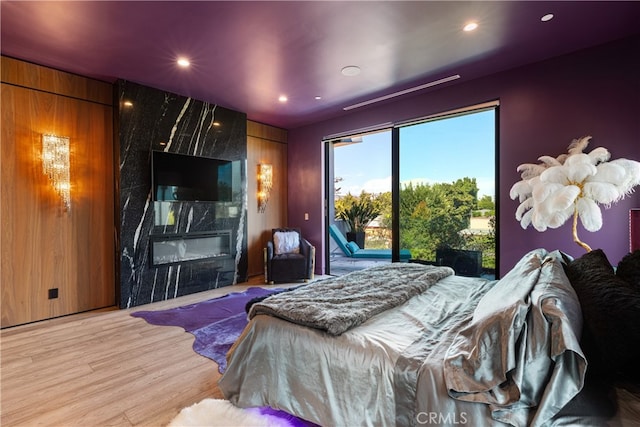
[327, 104, 498, 278]
[398, 108, 496, 277]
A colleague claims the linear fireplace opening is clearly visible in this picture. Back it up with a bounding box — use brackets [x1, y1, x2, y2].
[151, 231, 232, 266]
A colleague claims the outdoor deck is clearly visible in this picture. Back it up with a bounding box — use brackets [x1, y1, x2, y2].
[328, 252, 394, 276]
[326, 230, 399, 276]
[328, 250, 496, 280]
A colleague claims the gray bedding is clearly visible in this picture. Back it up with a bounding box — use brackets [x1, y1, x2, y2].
[219, 249, 588, 426]
[248, 263, 454, 335]
[444, 249, 586, 426]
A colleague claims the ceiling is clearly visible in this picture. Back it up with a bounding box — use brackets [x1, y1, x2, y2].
[2, 1, 639, 129]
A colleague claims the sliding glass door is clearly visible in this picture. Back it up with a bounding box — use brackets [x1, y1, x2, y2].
[326, 104, 498, 278]
[398, 108, 496, 277]
[327, 131, 392, 275]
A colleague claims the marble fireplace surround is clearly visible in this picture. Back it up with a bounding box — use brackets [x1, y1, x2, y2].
[117, 80, 248, 309]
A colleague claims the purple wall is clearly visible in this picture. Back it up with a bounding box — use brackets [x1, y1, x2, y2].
[287, 35, 640, 276]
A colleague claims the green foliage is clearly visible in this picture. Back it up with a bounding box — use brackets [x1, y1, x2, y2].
[376, 191, 392, 229]
[478, 195, 495, 210]
[335, 191, 382, 232]
[333, 178, 496, 270]
[462, 216, 496, 269]
[399, 178, 477, 254]
[472, 209, 495, 217]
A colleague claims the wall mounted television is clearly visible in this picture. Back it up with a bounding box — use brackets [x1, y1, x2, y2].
[151, 150, 233, 202]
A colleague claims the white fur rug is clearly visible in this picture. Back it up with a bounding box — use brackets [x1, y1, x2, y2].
[168, 399, 296, 427]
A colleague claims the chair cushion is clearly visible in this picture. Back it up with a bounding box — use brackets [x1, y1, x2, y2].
[273, 231, 300, 255]
[329, 224, 352, 256]
[271, 253, 307, 280]
[346, 241, 360, 254]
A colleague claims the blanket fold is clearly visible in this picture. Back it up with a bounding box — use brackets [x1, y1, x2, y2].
[443, 249, 586, 426]
[248, 263, 454, 335]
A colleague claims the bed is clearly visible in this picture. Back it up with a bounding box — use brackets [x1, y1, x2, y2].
[218, 248, 640, 426]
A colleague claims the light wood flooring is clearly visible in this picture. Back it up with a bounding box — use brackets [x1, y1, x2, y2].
[0, 276, 314, 427]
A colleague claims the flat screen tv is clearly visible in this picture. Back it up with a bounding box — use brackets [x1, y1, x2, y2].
[152, 150, 232, 202]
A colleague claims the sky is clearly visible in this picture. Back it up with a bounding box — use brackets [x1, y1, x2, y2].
[334, 109, 496, 199]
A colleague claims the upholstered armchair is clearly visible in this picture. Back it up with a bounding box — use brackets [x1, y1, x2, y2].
[264, 228, 315, 284]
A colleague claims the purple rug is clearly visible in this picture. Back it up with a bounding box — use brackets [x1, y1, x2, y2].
[132, 286, 277, 373]
[133, 287, 318, 427]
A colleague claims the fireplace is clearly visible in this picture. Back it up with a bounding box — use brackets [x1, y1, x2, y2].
[151, 231, 232, 266]
[118, 80, 247, 308]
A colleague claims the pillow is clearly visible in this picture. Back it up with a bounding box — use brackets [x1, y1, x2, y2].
[563, 249, 640, 384]
[346, 241, 360, 254]
[616, 250, 640, 291]
[273, 231, 300, 255]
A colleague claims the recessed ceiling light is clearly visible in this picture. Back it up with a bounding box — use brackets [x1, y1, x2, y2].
[278, 95, 288, 102]
[541, 13, 554, 22]
[463, 22, 478, 32]
[177, 57, 190, 67]
[341, 65, 361, 77]
[315, 96, 322, 100]
[213, 122, 221, 127]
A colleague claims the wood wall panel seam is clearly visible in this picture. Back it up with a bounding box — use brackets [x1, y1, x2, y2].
[0, 81, 113, 107]
[247, 120, 288, 143]
[246, 135, 288, 144]
[1, 55, 113, 105]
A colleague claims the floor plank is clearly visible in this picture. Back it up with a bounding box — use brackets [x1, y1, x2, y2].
[0, 277, 312, 427]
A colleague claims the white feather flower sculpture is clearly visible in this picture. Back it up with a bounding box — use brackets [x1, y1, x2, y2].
[510, 136, 640, 252]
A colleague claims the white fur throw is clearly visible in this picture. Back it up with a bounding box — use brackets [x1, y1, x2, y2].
[273, 231, 300, 255]
[168, 398, 292, 427]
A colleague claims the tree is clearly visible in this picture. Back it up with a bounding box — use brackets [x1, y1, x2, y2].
[462, 215, 496, 269]
[478, 195, 494, 210]
[333, 178, 495, 268]
[399, 178, 479, 260]
[335, 191, 382, 233]
[377, 191, 392, 229]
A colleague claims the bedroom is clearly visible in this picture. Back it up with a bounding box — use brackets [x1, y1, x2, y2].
[2, 1, 640, 425]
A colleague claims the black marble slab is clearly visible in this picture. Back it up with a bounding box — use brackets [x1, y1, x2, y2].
[117, 80, 248, 308]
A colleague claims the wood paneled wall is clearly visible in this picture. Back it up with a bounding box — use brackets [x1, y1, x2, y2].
[246, 121, 288, 278]
[1, 56, 115, 328]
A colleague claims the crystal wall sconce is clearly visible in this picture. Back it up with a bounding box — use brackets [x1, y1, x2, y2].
[257, 163, 273, 213]
[42, 134, 71, 210]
